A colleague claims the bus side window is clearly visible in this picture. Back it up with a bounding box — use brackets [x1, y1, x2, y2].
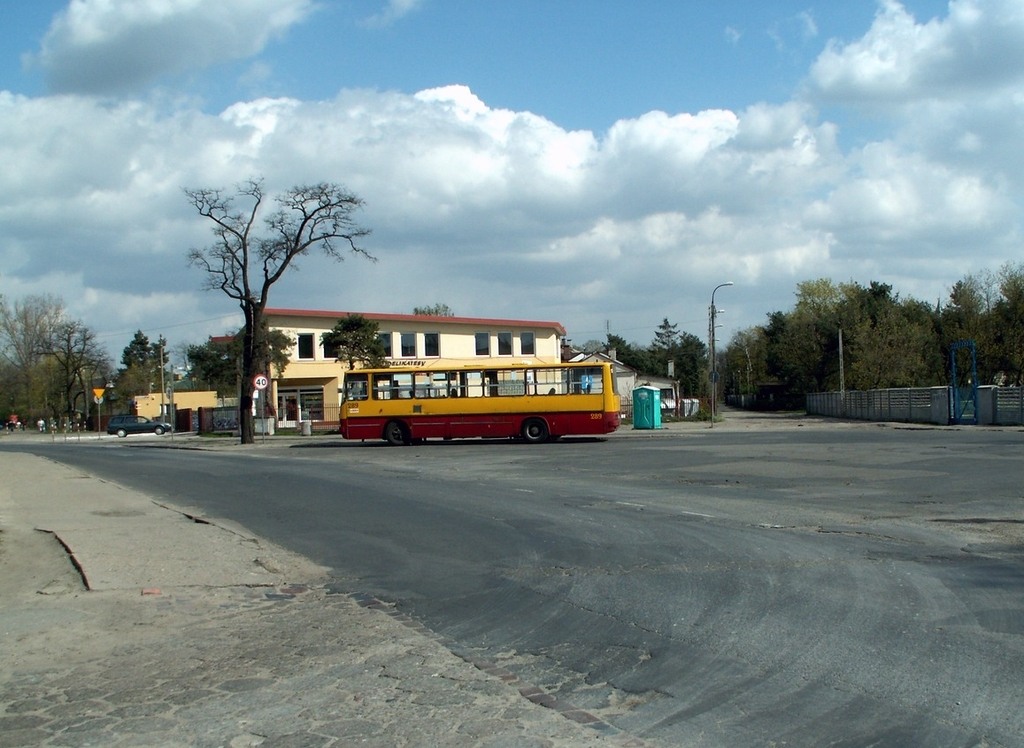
[373, 376, 393, 400]
[464, 371, 484, 397]
[345, 374, 368, 401]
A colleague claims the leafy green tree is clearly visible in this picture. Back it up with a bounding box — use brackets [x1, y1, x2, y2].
[774, 279, 845, 392]
[847, 303, 937, 388]
[186, 178, 372, 443]
[759, 277, 949, 399]
[645, 318, 680, 378]
[187, 324, 292, 396]
[839, 282, 942, 389]
[764, 311, 837, 395]
[670, 331, 707, 397]
[652, 318, 679, 353]
[606, 333, 657, 375]
[187, 337, 238, 396]
[321, 314, 388, 370]
[990, 262, 1024, 384]
[723, 327, 766, 397]
[116, 331, 167, 403]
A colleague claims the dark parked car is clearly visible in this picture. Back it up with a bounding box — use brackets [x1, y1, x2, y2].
[107, 414, 172, 437]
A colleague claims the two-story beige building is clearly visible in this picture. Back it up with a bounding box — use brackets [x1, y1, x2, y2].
[265, 308, 566, 427]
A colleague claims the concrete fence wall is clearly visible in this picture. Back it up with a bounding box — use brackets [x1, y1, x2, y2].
[982, 385, 1024, 425]
[806, 386, 1024, 426]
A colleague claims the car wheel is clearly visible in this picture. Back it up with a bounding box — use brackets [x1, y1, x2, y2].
[116, 428, 127, 438]
[154, 426, 165, 436]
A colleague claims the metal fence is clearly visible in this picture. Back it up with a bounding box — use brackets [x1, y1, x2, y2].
[195, 405, 341, 434]
[619, 397, 703, 423]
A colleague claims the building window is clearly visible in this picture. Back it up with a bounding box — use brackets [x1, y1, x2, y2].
[297, 333, 315, 360]
[378, 332, 392, 358]
[400, 332, 416, 358]
[424, 332, 439, 358]
[498, 331, 513, 356]
[322, 337, 339, 360]
[475, 332, 490, 356]
[521, 332, 535, 356]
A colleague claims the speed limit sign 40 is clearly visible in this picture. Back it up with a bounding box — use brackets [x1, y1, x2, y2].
[253, 374, 269, 390]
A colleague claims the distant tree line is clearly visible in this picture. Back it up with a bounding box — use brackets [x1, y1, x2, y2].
[581, 263, 1024, 410]
[5, 264, 1021, 426]
[0, 294, 113, 427]
[721, 263, 1024, 405]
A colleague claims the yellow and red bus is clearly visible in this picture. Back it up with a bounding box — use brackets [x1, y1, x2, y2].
[340, 362, 620, 444]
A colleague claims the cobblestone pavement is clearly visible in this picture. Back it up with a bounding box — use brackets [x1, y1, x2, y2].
[0, 448, 650, 748]
[3, 585, 642, 747]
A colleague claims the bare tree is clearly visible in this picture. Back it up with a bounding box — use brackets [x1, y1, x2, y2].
[0, 294, 66, 417]
[186, 178, 372, 443]
[412, 303, 454, 317]
[47, 318, 111, 427]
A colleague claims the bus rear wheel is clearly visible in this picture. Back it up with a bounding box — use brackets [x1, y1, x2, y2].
[521, 418, 549, 444]
[383, 420, 409, 446]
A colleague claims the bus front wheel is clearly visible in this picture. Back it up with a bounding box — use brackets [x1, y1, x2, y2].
[383, 421, 408, 446]
[521, 418, 549, 444]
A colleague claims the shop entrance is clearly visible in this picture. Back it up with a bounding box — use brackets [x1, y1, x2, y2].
[276, 387, 324, 426]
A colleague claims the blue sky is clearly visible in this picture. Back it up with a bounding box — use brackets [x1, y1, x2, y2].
[0, 0, 1019, 358]
[5, 1, 940, 130]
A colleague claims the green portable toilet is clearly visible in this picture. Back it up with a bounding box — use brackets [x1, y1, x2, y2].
[632, 385, 662, 429]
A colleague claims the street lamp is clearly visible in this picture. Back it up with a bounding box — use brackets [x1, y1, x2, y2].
[709, 281, 734, 426]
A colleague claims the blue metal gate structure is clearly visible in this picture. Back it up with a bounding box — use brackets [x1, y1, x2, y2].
[949, 339, 978, 425]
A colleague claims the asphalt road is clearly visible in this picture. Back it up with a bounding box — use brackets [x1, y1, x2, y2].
[11, 420, 1024, 747]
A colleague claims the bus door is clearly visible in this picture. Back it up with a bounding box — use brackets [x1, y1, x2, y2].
[340, 373, 379, 439]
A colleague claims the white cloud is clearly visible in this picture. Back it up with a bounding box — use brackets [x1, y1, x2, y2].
[804, 142, 1012, 249]
[768, 9, 820, 53]
[808, 0, 1024, 103]
[1, 76, 1017, 351]
[362, 0, 424, 29]
[29, 0, 314, 95]
[3, 0, 1024, 355]
[605, 109, 739, 165]
[798, 11, 819, 41]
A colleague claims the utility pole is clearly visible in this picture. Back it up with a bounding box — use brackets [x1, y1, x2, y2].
[159, 342, 165, 419]
[709, 281, 734, 427]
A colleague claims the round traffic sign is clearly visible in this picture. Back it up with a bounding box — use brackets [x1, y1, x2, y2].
[253, 374, 269, 390]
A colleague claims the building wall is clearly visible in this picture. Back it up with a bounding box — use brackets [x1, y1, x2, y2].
[264, 308, 567, 422]
[134, 390, 219, 419]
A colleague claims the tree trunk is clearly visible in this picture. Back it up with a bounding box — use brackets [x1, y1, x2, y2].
[238, 307, 258, 445]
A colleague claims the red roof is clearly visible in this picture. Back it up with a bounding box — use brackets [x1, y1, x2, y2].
[264, 308, 566, 336]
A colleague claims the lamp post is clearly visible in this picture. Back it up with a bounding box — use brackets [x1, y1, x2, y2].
[709, 281, 734, 427]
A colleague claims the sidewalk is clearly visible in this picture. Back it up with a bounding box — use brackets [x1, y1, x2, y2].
[0, 449, 645, 748]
